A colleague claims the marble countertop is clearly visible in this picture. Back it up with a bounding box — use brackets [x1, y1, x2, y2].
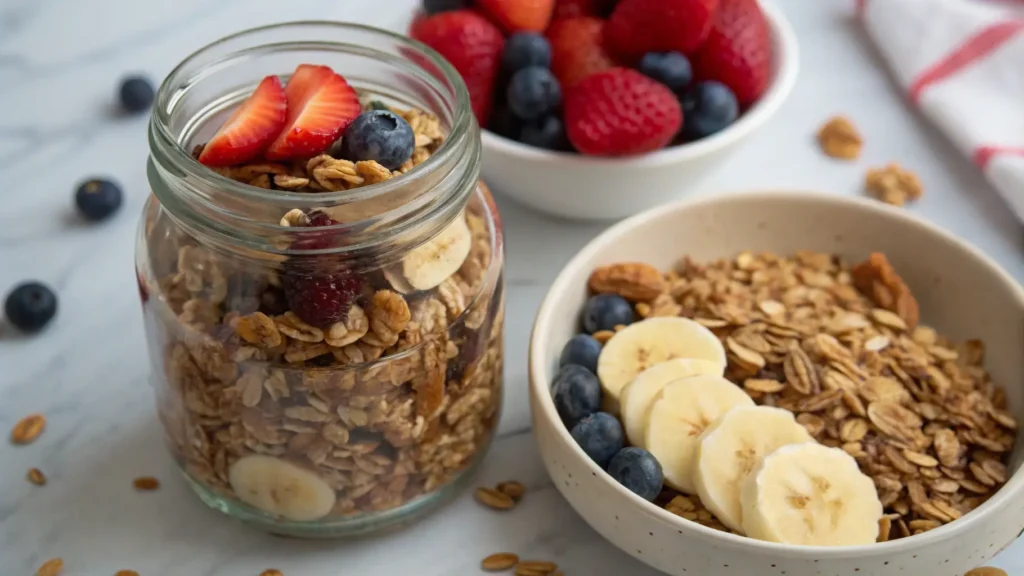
[2, 0, 1023, 574]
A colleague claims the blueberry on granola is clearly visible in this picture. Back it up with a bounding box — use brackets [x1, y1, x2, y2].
[559, 333, 602, 373]
[502, 33, 552, 73]
[552, 364, 602, 427]
[74, 178, 123, 221]
[582, 293, 633, 333]
[607, 447, 663, 501]
[571, 412, 624, 468]
[4, 281, 58, 333]
[119, 75, 156, 114]
[339, 110, 416, 171]
[507, 67, 562, 121]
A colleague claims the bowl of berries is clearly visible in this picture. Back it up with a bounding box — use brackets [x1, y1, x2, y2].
[409, 0, 799, 220]
[528, 190, 1024, 575]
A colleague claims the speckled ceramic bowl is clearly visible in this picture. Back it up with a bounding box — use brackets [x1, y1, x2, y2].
[528, 190, 1024, 576]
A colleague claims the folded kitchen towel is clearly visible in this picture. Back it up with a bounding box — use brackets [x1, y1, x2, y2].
[858, 0, 1024, 222]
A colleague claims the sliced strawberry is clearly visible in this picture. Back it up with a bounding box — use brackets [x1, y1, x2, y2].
[264, 64, 361, 161]
[198, 75, 286, 167]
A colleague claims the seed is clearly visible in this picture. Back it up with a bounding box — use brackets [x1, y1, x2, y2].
[36, 558, 63, 576]
[475, 486, 515, 510]
[133, 476, 161, 491]
[11, 413, 46, 444]
[497, 480, 526, 501]
[27, 468, 46, 486]
[481, 553, 519, 571]
[517, 560, 558, 573]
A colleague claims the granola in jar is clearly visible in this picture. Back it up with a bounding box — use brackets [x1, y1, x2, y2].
[137, 23, 503, 537]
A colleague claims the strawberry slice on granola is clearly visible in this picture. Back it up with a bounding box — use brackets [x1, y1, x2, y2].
[264, 64, 361, 161]
[197, 75, 287, 167]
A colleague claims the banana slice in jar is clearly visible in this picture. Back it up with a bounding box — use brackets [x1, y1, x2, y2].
[741, 443, 883, 546]
[228, 455, 337, 521]
[384, 212, 472, 293]
[693, 405, 814, 533]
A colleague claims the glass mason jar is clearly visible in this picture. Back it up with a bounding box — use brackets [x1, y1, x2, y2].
[135, 22, 505, 538]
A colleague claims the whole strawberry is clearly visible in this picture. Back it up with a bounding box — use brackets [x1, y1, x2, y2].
[477, 0, 555, 33]
[410, 10, 505, 123]
[547, 17, 617, 89]
[605, 0, 720, 60]
[565, 68, 682, 156]
[692, 0, 771, 107]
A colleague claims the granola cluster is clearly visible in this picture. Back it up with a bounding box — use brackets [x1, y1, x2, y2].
[143, 102, 505, 523]
[598, 253, 1015, 541]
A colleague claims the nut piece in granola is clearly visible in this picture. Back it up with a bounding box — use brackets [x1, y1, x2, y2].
[588, 262, 667, 301]
[851, 252, 919, 329]
[865, 162, 923, 206]
[817, 116, 863, 160]
[228, 455, 337, 521]
[386, 214, 472, 292]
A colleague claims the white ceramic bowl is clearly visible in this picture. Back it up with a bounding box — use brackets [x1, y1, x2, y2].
[529, 190, 1024, 576]
[480, 1, 799, 222]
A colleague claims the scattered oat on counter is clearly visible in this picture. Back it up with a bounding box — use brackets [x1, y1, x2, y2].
[865, 162, 923, 207]
[27, 468, 47, 486]
[496, 480, 526, 501]
[11, 413, 46, 444]
[35, 557, 63, 576]
[481, 553, 519, 571]
[132, 476, 161, 491]
[817, 116, 863, 160]
[475, 486, 516, 510]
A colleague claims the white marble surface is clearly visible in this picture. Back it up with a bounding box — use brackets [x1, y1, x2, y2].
[1, 0, 1023, 574]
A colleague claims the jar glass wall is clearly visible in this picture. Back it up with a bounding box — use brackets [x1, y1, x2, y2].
[135, 22, 504, 538]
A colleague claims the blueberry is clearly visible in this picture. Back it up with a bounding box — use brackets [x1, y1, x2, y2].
[582, 294, 633, 334]
[552, 364, 602, 427]
[4, 282, 58, 333]
[607, 447, 663, 501]
[340, 110, 416, 170]
[503, 33, 552, 73]
[74, 178, 123, 221]
[488, 105, 523, 140]
[520, 115, 569, 151]
[119, 75, 155, 114]
[559, 334, 602, 373]
[571, 412, 625, 468]
[423, 0, 467, 14]
[507, 67, 562, 121]
[638, 52, 692, 92]
[681, 81, 739, 141]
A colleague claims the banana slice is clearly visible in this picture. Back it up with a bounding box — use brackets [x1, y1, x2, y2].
[597, 317, 727, 414]
[645, 374, 755, 493]
[228, 455, 336, 521]
[620, 358, 724, 449]
[741, 443, 882, 546]
[385, 213, 472, 293]
[693, 406, 813, 533]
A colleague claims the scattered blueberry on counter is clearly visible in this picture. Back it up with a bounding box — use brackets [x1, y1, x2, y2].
[503, 33, 552, 73]
[571, 412, 624, 469]
[559, 333, 602, 374]
[607, 447, 664, 502]
[552, 364, 602, 427]
[339, 110, 416, 170]
[118, 75, 156, 114]
[638, 51, 693, 93]
[507, 67, 562, 122]
[681, 81, 739, 141]
[4, 282, 58, 333]
[581, 293, 633, 333]
[74, 178, 123, 222]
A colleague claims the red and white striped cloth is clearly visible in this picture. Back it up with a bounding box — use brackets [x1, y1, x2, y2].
[858, 0, 1024, 221]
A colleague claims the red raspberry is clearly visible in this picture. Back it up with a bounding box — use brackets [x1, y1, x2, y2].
[283, 211, 362, 327]
[565, 68, 683, 156]
[605, 0, 720, 61]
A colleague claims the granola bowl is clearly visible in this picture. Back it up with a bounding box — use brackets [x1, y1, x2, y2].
[480, 1, 799, 222]
[529, 190, 1024, 575]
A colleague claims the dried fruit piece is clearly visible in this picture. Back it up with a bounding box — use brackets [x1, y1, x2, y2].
[11, 413, 45, 444]
[851, 252, 919, 330]
[817, 116, 862, 160]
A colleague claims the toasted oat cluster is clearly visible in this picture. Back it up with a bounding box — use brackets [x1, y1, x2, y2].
[606, 252, 1015, 541]
[146, 101, 505, 522]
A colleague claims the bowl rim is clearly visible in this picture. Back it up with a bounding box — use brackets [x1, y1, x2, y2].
[480, 0, 800, 167]
[528, 189, 1024, 557]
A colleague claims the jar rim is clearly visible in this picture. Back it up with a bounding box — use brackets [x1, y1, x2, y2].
[150, 20, 474, 209]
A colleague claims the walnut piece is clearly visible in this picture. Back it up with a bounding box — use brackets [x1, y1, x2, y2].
[865, 163, 923, 206]
[817, 116, 863, 160]
[588, 262, 666, 302]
